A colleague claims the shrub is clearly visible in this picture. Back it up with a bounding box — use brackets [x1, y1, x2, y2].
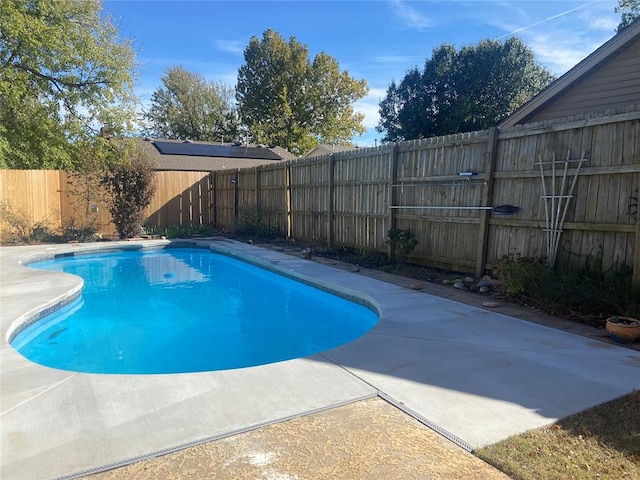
[493, 255, 640, 324]
[232, 212, 282, 240]
[385, 228, 418, 265]
[101, 147, 157, 239]
[0, 201, 58, 244]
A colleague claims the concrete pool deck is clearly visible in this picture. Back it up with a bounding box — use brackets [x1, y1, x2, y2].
[1, 239, 639, 479]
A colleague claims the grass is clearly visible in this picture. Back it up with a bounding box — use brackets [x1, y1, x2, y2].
[477, 390, 640, 480]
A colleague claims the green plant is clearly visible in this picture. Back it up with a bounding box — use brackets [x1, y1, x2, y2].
[61, 217, 101, 243]
[0, 200, 58, 244]
[492, 254, 640, 324]
[385, 228, 418, 265]
[101, 148, 157, 239]
[232, 212, 282, 240]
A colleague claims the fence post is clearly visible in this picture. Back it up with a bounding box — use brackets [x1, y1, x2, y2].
[328, 154, 335, 248]
[634, 174, 640, 284]
[255, 166, 261, 222]
[210, 171, 216, 228]
[285, 163, 292, 239]
[475, 127, 499, 278]
[233, 168, 239, 224]
[387, 143, 399, 257]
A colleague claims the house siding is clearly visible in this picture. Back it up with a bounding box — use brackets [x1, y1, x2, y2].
[521, 38, 640, 123]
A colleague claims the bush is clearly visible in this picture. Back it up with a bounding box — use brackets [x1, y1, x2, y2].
[493, 255, 640, 324]
[232, 212, 282, 240]
[101, 148, 157, 239]
[385, 228, 418, 265]
[0, 201, 58, 244]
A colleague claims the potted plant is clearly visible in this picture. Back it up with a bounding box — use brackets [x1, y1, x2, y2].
[605, 316, 640, 343]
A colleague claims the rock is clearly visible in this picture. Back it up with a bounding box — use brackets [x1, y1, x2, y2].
[352, 266, 361, 272]
[464, 276, 474, 283]
[409, 282, 423, 290]
[247, 239, 253, 244]
[481, 275, 493, 281]
[482, 301, 500, 308]
[442, 279, 452, 285]
[479, 285, 491, 294]
[301, 248, 312, 259]
[453, 281, 466, 290]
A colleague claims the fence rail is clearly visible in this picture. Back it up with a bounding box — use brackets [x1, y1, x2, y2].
[1, 110, 639, 281]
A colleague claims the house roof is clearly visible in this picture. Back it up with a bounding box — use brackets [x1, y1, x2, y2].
[139, 138, 296, 171]
[303, 144, 356, 158]
[499, 19, 640, 128]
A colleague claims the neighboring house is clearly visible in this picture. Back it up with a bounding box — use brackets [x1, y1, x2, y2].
[500, 19, 640, 127]
[303, 144, 356, 158]
[138, 138, 296, 172]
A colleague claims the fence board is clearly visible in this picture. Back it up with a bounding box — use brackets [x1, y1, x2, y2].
[1, 111, 637, 279]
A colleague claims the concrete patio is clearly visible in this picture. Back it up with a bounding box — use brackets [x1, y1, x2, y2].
[1, 239, 639, 479]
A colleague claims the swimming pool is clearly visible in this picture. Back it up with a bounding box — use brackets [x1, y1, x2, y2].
[11, 247, 379, 374]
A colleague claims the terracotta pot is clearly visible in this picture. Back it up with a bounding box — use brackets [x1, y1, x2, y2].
[606, 316, 640, 343]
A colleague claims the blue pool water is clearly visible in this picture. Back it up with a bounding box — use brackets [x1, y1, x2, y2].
[12, 248, 378, 374]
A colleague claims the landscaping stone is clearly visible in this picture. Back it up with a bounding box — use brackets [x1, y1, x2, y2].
[482, 301, 501, 308]
[453, 281, 466, 290]
[479, 286, 491, 294]
[410, 282, 423, 290]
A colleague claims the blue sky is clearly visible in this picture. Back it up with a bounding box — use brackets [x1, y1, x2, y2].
[103, 0, 621, 146]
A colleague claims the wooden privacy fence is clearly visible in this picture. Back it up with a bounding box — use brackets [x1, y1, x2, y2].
[201, 110, 640, 281]
[1, 110, 639, 281]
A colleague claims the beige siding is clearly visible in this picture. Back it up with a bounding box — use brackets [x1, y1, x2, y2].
[524, 39, 640, 123]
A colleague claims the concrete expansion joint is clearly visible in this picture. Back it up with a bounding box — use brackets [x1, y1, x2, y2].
[52, 393, 378, 480]
[377, 391, 475, 453]
[0, 372, 79, 417]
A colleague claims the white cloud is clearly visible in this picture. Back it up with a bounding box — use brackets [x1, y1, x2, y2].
[389, 0, 432, 30]
[373, 54, 416, 64]
[354, 88, 387, 130]
[578, 12, 618, 31]
[212, 39, 245, 55]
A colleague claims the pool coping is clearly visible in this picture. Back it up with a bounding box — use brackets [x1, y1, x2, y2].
[2, 239, 639, 479]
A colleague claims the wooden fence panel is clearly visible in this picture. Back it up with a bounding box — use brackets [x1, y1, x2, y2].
[145, 171, 211, 229]
[289, 157, 330, 243]
[0, 170, 63, 235]
[332, 148, 390, 249]
[214, 170, 237, 228]
[1, 111, 637, 281]
[236, 169, 257, 223]
[258, 164, 286, 232]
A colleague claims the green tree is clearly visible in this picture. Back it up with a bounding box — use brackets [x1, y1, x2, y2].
[144, 66, 239, 142]
[616, 0, 640, 32]
[236, 29, 368, 156]
[100, 140, 157, 239]
[377, 38, 554, 142]
[0, 0, 138, 169]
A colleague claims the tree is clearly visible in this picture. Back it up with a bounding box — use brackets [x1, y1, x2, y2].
[100, 140, 156, 239]
[144, 66, 239, 142]
[616, 0, 640, 32]
[0, 0, 138, 169]
[236, 29, 368, 156]
[377, 38, 555, 142]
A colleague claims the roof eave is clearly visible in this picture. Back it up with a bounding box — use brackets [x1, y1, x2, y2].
[499, 19, 640, 128]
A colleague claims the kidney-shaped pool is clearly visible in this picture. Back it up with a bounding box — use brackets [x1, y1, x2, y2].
[11, 248, 378, 374]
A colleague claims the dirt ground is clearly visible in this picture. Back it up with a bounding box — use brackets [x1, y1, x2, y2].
[86, 397, 510, 480]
